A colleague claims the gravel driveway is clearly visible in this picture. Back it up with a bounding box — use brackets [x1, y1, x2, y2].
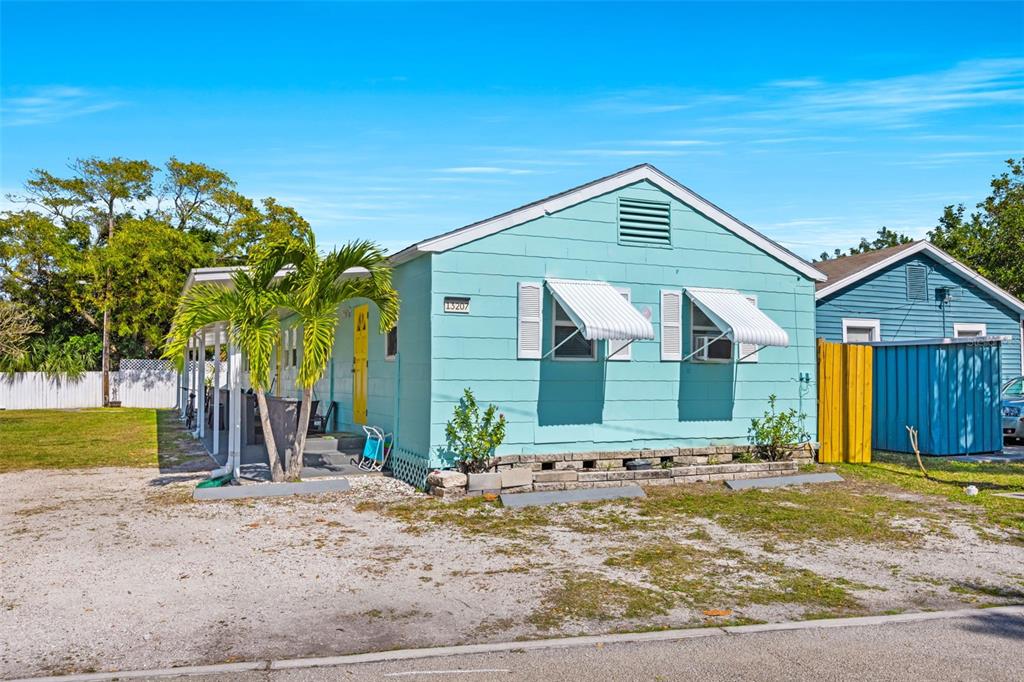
[2, 458, 1022, 678]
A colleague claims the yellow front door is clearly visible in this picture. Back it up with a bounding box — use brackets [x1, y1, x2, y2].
[353, 305, 369, 425]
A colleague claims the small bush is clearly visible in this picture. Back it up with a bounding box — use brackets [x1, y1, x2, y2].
[748, 394, 808, 461]
[444, 388, 507, 473]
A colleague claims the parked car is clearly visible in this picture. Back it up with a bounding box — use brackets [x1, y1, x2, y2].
[1003, 376, 1024, 442]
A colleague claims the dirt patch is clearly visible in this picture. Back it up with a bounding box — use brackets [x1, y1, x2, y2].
[1, 462, 1022, 678]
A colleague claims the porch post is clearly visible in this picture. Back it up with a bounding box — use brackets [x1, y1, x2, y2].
[197, 335, 206, 438]
[212, 329, 221, 457]
[179, 345, 187, 420]
[185, 338, 194, 420]
[228, 339, 242, 479]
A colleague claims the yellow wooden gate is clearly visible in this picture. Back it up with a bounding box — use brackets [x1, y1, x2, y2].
[353, 304, 369, 425]
[817, 339, 872, 463]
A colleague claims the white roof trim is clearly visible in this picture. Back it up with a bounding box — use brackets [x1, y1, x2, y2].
[390, 164, 826, 282]
[816, 241, 1024, 315]
[863, 335, 1011, 347]
[180, 265, 292, 298]
[546, 278, 655, 341]
[685, 287, 790, 347]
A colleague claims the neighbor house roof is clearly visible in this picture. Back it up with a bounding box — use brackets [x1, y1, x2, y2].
[389, 164, 827, 282]
[812, 242, 918, 291]
[815, 240, 1024, 316]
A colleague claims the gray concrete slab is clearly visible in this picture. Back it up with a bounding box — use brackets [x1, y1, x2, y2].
[192, 477, 350, 501]
[725, 472, 843, 490]
[952, 452, 1024, 463]
[500, 485, 645, 508]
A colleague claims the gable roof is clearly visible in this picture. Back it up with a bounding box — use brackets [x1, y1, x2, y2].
[389, 164, 827, 282]
[815, 240, 1024, 316]
[812, 242, 918, 290]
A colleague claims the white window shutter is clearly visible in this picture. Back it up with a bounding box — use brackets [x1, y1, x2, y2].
[608, 287, 633, 361]
[517, 282, 542, 359]
[739, 295, 759, 363]
[660, 290, 681, 361]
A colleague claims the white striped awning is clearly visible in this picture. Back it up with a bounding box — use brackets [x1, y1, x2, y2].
[546, 278, 655, 341]
[684, 287, 789, 347]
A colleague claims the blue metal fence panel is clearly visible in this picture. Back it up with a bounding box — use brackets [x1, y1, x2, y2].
[872, 339, 1003, 456]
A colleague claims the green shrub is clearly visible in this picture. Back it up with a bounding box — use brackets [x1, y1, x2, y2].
[444, 388, 507, 473]
[748, 394, 808, 461]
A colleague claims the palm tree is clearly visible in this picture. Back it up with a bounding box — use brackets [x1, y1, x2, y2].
[255, 233, 398, 480]
[163, 257, 290, 482]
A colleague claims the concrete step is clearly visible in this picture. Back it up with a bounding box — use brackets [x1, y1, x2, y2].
[303, 450, 357, 468]
[334, 432, 367, 453]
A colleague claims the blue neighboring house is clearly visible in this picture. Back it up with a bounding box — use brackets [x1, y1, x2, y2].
[815, 241, 1024, 383]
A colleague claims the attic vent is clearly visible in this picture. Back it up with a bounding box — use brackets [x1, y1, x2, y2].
[906, 265, 928, 301]
[618, 198, 671, 246]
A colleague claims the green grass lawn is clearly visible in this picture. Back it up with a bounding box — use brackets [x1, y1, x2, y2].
[0, 408, 166, 472]
[837, 451, 1024, 535]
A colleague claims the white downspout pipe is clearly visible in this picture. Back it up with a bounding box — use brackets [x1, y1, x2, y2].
[229, 340, 242, 480]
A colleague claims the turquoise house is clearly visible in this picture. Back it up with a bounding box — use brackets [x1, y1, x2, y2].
[815, 241, 1024, 383]
[295, 164, 826, 486]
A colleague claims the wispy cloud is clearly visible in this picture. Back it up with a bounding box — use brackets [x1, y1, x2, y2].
[754, 58, 1024, 126]
[627, 139, 719, 147]
[585, 90, 741, 115]
[891, 149, 1024, 168]
[437, 166, 538, 175]
[767, 78, 824, 89]
[1, 85, 125, 126]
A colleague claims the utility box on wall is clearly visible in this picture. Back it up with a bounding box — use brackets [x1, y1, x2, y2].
[871, 337, 1004, 456]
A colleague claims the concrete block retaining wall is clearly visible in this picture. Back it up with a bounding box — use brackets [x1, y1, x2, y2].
[428, 446, 814, 499]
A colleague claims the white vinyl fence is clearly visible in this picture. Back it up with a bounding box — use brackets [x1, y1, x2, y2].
[0, 359, 180, 410]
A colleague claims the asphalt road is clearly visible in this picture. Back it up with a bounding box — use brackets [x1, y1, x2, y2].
[150, 608, 1023, 682]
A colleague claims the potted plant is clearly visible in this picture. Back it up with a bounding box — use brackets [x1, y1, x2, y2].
[444, 387, 507, 491]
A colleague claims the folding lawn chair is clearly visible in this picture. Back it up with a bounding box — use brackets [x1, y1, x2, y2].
[355, 425, 393, 472]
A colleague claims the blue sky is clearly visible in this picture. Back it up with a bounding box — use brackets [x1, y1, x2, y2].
[2, 1, 1023, 259]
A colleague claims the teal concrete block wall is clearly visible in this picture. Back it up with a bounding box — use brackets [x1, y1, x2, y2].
[316, 256, 433, 448]
[428, 180, 818, 464]
[816, 253, 1022, 382]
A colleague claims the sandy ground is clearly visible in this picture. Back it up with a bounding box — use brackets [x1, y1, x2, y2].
[2, 455, 1023, 678]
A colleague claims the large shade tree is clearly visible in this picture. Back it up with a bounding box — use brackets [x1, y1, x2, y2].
[930, 158, 1024, 298]
[253, 230, 399, 480]
[2, 156, 311, 379]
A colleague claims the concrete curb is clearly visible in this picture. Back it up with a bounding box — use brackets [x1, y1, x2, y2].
[11, 605, 1023, 682]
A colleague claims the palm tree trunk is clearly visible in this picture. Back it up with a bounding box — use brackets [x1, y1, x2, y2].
[289, 387, 313, 480]
[254, 389, 284, 482]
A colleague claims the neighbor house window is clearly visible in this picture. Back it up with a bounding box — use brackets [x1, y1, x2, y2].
[842, 318, 881, 343]
[385, 325, 398, 359]
[691, 303, 732, 362]
[553, 300, 595, 360]
[953, 323, 986, 338]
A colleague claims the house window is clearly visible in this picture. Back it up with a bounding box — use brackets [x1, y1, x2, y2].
[691, 303, 732, 362]
[553, 300, 595, 360]
[385, 325, 398, 359]
[953, 323, 986, 338]
[842, 318, 881, 343]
